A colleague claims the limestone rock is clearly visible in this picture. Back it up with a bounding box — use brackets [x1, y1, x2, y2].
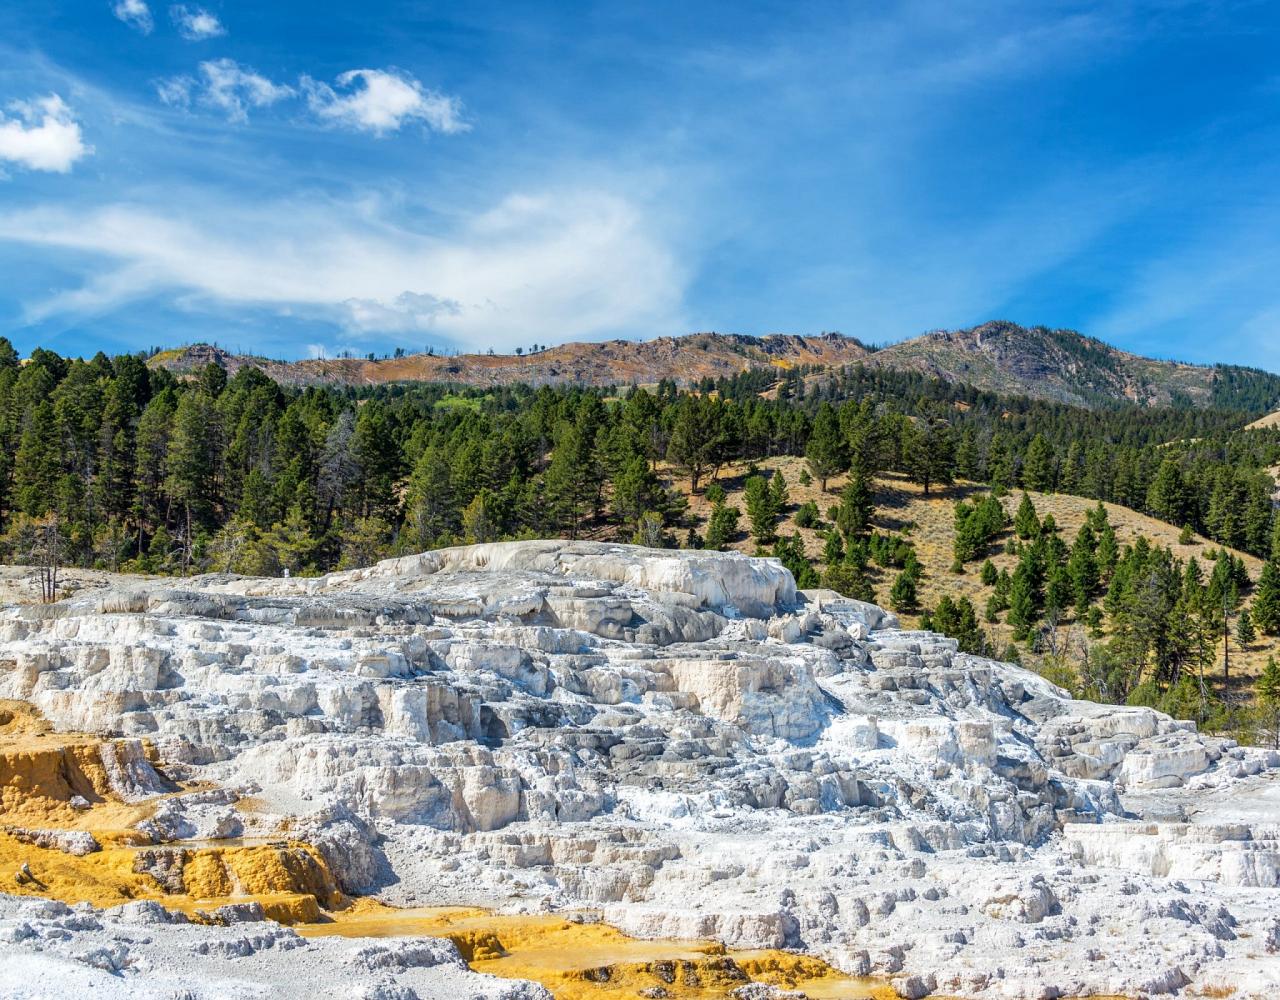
[1, 540, 1278, 999]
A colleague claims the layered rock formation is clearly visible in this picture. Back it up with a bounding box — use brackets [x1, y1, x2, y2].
[1, 540, 1278, 998]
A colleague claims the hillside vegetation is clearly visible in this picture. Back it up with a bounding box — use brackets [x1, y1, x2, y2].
[150, 321, 1280, 412]
[677, 456, 1277, 685]
[5, 337, 1280, 738]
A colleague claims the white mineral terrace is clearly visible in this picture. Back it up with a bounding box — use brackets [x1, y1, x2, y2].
[0, 540, 1277, 999]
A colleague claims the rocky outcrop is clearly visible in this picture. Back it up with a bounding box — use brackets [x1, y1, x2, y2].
[1, 540, 1278, 998]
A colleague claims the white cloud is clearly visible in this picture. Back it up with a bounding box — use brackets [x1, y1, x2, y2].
[0, 95, 92, 174]
[170, 5, 225, 40]
[154, 75, 195, 108]
[304, 69, 468, 136]
[155, 64, 466, 136]
[112, 0, 153, 33]
[157, 59, 293, 122]
[0, 188, 685, 349]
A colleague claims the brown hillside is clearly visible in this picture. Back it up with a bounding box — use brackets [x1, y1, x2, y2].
[148, 322, 1280, 409]
[150, 333, 872, 390]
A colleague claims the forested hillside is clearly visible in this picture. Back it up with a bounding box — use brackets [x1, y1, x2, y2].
[4, 336, 1280, 731]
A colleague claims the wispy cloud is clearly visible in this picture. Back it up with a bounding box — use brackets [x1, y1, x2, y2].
[303, 69, 468, 136]
[170, 5, 226, 40]
[155, 63, 465, 135]
[0, 188, 685, 349]
[112, 0, 153, 34]
[157, 59, 294, 123]
[0, 95, 92, 174]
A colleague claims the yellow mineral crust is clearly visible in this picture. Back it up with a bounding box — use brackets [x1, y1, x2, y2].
[301, 907, 901, 999]
[0, 701, 344, 925]
[0, 830, 343, 923]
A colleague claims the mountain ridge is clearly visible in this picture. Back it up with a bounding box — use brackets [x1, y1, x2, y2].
[147, 321, 1280, 411]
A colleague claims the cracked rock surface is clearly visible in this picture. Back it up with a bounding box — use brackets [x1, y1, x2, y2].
[1, 540, 1278, 998]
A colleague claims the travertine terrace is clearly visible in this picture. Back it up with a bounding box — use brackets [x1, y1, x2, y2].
[0, 541, 1278, 998]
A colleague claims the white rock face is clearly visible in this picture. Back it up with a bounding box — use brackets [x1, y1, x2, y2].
[2, 539, 1279, 998]
[0, 897, 549, 1000]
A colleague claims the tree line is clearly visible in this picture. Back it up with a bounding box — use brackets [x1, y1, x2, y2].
[1, 339, 1279, 588]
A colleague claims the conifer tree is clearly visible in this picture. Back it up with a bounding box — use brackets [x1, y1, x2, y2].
[1013, 492, 1040, 540]
[1236, 607, 1256, 649]
[1022, 434, 1055, 492]
[1009, 564, 1038, 641]
[889, 570, 918, 612]
[804, 403, 846, 492]
[835, 473, 874, 541]
[704, 501, 740, 551]
[769, 470, 789, 516]
[1067, 525, 1099, 613]
[930, 595, 984, 654]
[1146, 459, 1187, 527]
[904, 417, 955, 497]
[821, 529, 844, 566]
[744, 475, 778, 546]
[1256, 656, 1280, 749]
[667, 395, 720, 493]
[12, 401, 60, 517]
[1253, 559, 1280, 635]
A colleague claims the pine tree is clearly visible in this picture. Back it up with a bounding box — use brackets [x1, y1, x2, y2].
[1013, 492, 1040, 540]
[1253, 560, 1280, 635]
[835, 473, 874, 541]
[165, 390, 220, 569]
[889, 571, 918, 612]
[1236, 607, 1256, 649]
[1146, 459, 1187, 527]
[461, 489, 498, 544]
[262, 503, 319, 576]
[704, 502, 740, 551]
[12, 401, 60, 517]
[338, 516, 393, 570]
[1067, 527, 1099, 613]
[744, 475, 778, 546]
[612, 454, 668, 532]
[1060, 440, 1082, 494]
[980, 559, 998, 586]
[1256, 656, 1280, 750]
[1008, 564, 1038, 641]
[769, 470, 790, 517]
[773, 534, 818, 588]
[987, 434, 1014, 491]
[904, 417, 954, 497]
[930, 595, 985, 654]
[821, 529, 844, 566]
[804, 403, 846, 492]
[544, 420, 597, 539]
[633, 511, 666, 548]
[403, 445, 458, 549]
[1096, 523, 1119, 582]
[1022, 434, 1055, 492]
[667, 396, 721, 493]
[351, 400, 400, 520]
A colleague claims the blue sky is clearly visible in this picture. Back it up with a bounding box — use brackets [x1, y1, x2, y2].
[1, 1, 1279, 369]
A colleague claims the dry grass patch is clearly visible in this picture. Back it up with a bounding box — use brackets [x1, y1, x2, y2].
[665, 460, 1279, 692]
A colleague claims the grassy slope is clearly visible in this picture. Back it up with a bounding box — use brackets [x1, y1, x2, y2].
[667, 455, 1277, 691]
